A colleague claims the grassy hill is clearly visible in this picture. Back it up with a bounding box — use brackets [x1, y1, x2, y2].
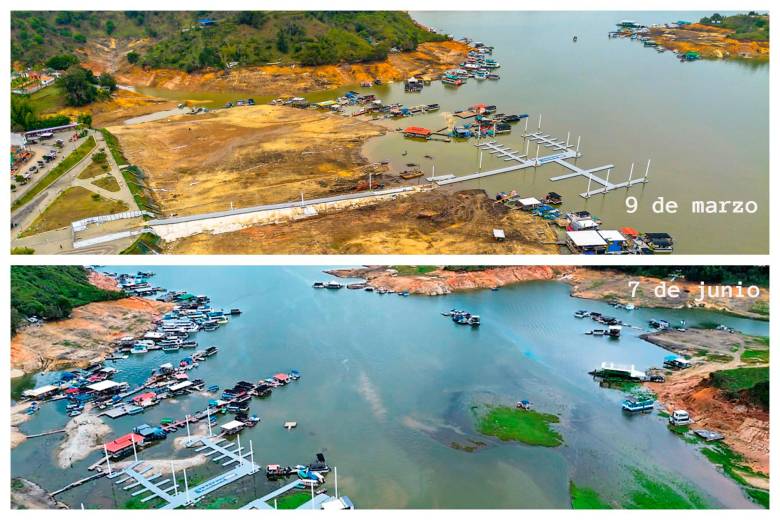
[11, 11, 448, 70]
[700, 12, 769, 41]
[11, 266, 123, 334]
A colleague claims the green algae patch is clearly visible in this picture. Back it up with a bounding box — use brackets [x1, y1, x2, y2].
[475, 405, 563, 447]
[625, 469, 707, 509]
[700, 442, 769, 508]
[570, 481, 612, 509]
[276, 491, 313, 509]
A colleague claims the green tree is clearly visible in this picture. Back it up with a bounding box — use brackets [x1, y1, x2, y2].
[98, 72, 117, 91]
[57, 65, 98, 106]
[45, 53, 79, 70]
[105, 19, 116, 35]
[77, 113, 93, 128]
[126, 50, 139, 64]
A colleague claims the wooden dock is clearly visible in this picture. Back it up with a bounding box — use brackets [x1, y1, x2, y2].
[434, 123, 650, 198]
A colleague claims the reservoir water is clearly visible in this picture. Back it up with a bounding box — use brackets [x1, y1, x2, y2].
[12, 266, 767, 508]
[133, 12, 768, 254]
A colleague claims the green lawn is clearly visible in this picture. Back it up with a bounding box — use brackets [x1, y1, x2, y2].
[93, 175, 121, 192]
[475, 405, 563, 447]
[27, 85, 67, 115]
[740, 349, 769, 364]
[710, 367, 769, 392]
[20, 186, 129, 236]
[12, 136, 96, 210]
[275, 491, 312, 509]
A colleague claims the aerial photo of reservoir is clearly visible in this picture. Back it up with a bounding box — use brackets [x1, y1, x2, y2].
[10, 11, 769, 255]
[11, 265, 769, 509]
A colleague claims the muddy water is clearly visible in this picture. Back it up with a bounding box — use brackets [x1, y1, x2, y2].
[357, 11, 768, 254]
[11, 267, 767, 508]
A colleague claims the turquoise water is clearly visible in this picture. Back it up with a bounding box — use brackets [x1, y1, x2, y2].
[357, 11, 768, 253]
[12, 267, 767, 508]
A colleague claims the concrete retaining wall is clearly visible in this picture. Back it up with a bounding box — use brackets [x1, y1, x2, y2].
[151, 187, 428, 242]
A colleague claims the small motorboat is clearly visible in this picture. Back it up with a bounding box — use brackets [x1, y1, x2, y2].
[68, 409, 82, 417]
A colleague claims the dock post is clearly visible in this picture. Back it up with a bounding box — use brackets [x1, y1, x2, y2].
[183, 467, 191, 504]
[479, 150, 483, 171]
[566, 131, 570, 148]
[249, 439, 255, 471]
[131, 435, 138, 462]
[576, 136, 581, 153]
[524, 117, 529, 134]
[171, 461, 178, 496]
[537, 113, 542, 131]
[525, 139, 530, 156]
[103, 444, 113, 477]
[644, 158, 651, 181]
[186, 415, 191, 443]
[627, 162, 634, 187]
[237, 434, 243, 465]
[207, 408, 213, 437]
[335, 466, 339, 499]
[586, 174, 592, 198]
[604, 168, 611, 191]
[431, 164, 435, 179]
[535, 144, 540, 166]
[369, 172, 372, 191]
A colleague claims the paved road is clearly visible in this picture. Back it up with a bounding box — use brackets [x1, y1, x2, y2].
[10, 129, 141, 253]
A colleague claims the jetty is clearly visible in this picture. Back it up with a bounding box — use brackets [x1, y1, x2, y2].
[435, 116, 650, 198]
[105, 433, 259, 509]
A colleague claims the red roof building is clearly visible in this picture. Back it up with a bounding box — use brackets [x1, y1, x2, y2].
[403, 126, 432, 138]
[619, 226, 639, 238]
[105, 433, 144, 456]
[132, 392, 157, 406]
[274, 373, 290, 383]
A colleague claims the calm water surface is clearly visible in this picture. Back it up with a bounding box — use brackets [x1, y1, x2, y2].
[11, 267, 767, 508]
[133, 12, 768, 253]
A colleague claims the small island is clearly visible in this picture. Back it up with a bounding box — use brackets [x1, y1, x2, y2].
[474, 405, 563, 447]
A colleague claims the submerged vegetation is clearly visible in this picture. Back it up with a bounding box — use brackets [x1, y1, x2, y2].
[700, 443, 769, 508]
[10, 266, 122, 334]
[625, 468, 707, 509]
[569, 482, 612, 509]
[474, 405, 563, 447]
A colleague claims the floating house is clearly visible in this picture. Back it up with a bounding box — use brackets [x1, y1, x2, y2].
[105, 433, 145, 459]
[566, 230, 608, 254]
[221, 419, 246, 435]
[593, 362, 647, 381]
[87, 380, 124, 398]
[403, 126, 432, 139]
[22, 384, 60, 400]
[599, 230, 628, 254]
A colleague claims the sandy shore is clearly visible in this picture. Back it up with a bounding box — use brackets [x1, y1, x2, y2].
[11, 296, 173, 374]
[11, 478, 68, 509]
[327, 266, 572, 295]
[112, 41, 470, 98]
[57, 410, 113, 469]
[642, 329, 769, 478]
[11, 402, 33, 449]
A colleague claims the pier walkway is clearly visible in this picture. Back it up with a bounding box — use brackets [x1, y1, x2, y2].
[107, 434, 260, 509]
[435, 126, 650, 198]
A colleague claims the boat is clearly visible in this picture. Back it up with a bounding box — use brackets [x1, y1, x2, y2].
[204, 346, 219, 357]
[312, 282, 326, 288]
[487, 73, 500, 80]
[621, 396, 655, 413]
[68, 409, 82, 417]
[325, 281, 343, 289]
[574, 310, 590, 318]
[468, 315, 481, 327]
[624, 304, 636, 311]
[229, 308, 242, 315]
[588, 329, 607, 336]
[608, 325, 622, 337]
[130, 345, 149, 354]
[162, 345, 180, 352]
